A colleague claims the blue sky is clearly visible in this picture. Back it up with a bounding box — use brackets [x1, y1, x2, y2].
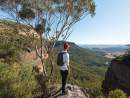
[0, 0, 130, 45]
[68, 0, 130, 44]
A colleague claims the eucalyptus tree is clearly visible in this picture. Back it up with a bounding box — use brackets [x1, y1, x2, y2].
[0, 0, 95, 96]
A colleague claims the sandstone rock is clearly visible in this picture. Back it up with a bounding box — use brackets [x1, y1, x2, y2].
[48, 84, 89, 98]
[102, 58, 130, 96]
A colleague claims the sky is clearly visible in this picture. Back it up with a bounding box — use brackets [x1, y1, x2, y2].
[68, 0, 130, 44]
[0, 0, 130, 45]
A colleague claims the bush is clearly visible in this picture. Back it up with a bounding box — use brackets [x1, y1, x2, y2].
[89, 87, 103, 98]
[0, 62, 39, 98]
[96, 96, 104, 98]
[108, 89, 127, 98]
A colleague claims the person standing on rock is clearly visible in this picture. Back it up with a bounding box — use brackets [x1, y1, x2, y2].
[57, 42, 70, 95]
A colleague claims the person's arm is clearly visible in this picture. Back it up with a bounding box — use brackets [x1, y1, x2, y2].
[66, 53, 69, 66]
[68, 54, 71, 75]
[65, 53, 70, 73]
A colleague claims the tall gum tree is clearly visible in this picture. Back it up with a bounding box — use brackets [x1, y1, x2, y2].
[0, 0, 95, 96]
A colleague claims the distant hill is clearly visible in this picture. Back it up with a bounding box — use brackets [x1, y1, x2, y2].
[55, 41, 109, 66]
[80, 44, 129, 53]
[80, 44, 127, 49]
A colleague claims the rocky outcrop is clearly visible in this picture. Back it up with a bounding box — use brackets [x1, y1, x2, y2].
[102, 58, 130, 96]
[47, 84, 89, 98]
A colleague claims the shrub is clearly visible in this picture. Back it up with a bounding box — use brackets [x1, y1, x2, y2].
[108, 89, 127, 98]
[96, 96, 104, 98]
[0, 62, 39, 98]
[89, 87, 103, 98]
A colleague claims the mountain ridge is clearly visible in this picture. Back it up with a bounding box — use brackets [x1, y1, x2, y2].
[55, 41, 109, 66]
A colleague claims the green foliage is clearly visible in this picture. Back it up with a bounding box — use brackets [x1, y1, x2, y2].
[89, 87, 103, 98]
[108, 89, 127, 98]
[18, 4, 35, 19]
[13, 0, 95, 20]
[95, 89, 128, 98]
[0, 62, 39, 98]
[96, 96, 104, 98]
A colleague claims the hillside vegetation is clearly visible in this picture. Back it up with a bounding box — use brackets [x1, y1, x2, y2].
[55, 41, 109, 97]
[0, 20, 109, 98]
[55, 41, 109, 66]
